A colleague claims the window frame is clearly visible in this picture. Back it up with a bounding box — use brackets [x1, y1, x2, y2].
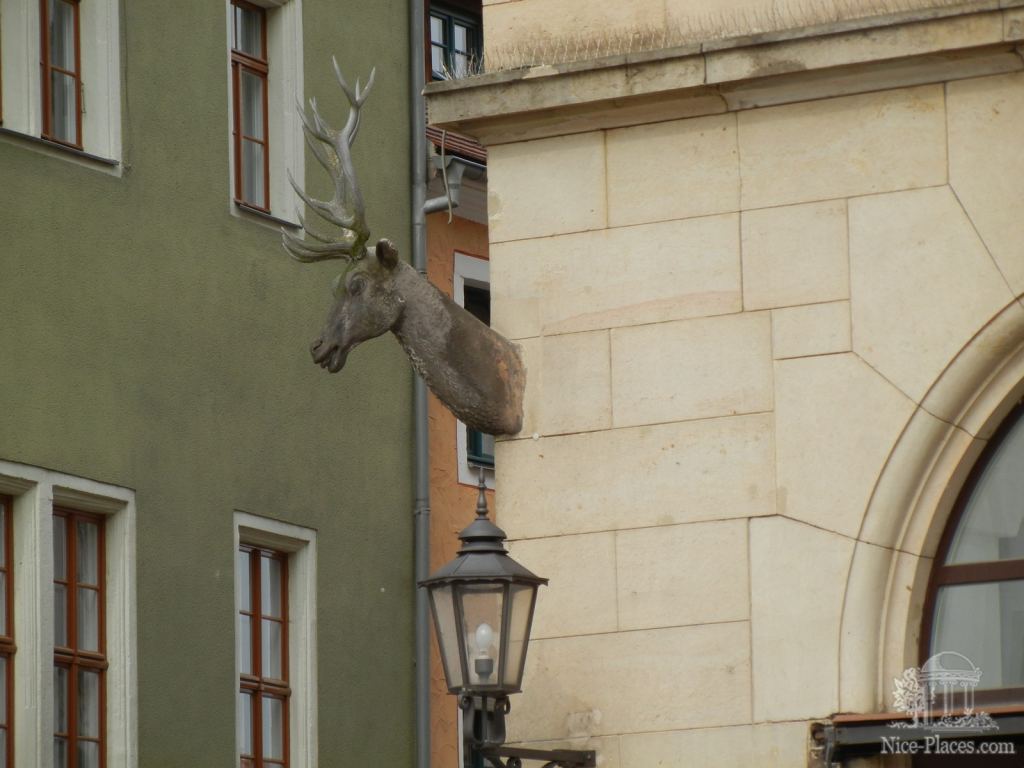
[462, 281, 495, 469]
[920, 401, 1024, 705]
[230, 0, 271, 213]
[223, 0, 305, 225]
[428, 3, 481, 81]
[39, 0, 83, 149]
[466, 427, 494, 469]
[453, 252, 495, 488]
[234, 513, 317, 768]
[53, 507, 107, 768]
[238, 545, 290, 768]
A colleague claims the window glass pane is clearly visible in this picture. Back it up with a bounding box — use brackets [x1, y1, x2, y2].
[454, 23, 468, 52]
[54, 583, 67, 646]
[76, 741, 99, 768]
[240, 70, 265, 140]
[238, 691, 253, 756]
[0, 729, 6, 768]
[237, 550, 251, 612]
[454, 53, 469, 78]
[234, 4, 263, 58]
[429, 15, 445, 44]
[261, 556, 282, 618]
[77, 521, 99, 585]
[463, 285, 490, 325]
[468, 429, 494, 467]
[480, 432, 495, 459]
[431, 45, 445, 77]
[239, 615, 253, 675]
[77, 587, 99, 651]
[261, 619, 282, 679]
[54, 516, 67, 580]
[947, 415, 1024, 564]
[54, 737, 67, 768]
[262, 696, 284, 759]
[50, 71, 77, 144]
[78, 669, 100, 738]
[931, 580, 1024, 689]
[241, 140, 266, 209]
[54, 666, 68, 733]
[49, 0, 76, 70]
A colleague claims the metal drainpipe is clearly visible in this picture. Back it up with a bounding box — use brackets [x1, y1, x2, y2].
[423, 156, 487, 216]
[410, 0, 431, 767]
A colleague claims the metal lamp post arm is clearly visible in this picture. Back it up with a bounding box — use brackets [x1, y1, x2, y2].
[477, 746, 597, 768]
[462, 696, 596, 768]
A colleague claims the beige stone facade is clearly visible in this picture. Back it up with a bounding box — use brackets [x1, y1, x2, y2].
[428, 2, 1024, 765]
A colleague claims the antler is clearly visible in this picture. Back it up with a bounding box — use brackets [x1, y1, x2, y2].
[282, 59, 377, 263]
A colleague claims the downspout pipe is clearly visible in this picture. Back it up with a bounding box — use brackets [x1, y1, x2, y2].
[424, 156, 487, 215]
[410, 2, 432, 768]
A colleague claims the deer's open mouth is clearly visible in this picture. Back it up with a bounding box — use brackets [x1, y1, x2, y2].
[325, 348, 348, 373]
[311, 341, 349, 373]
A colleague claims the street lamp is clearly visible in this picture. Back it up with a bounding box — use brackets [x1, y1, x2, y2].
[420, 475, 596, 768]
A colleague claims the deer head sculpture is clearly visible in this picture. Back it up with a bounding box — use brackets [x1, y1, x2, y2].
[282, 60, 525, 436]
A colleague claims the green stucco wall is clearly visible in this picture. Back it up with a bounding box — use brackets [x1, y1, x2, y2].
[0, 0, 414, 764]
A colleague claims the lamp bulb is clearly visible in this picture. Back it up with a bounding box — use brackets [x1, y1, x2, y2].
[474, 622, 494, 652]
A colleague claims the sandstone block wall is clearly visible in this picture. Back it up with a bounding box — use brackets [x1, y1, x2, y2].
[487, 71, 1024, 766]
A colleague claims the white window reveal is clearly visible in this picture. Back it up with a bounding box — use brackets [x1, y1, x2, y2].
[0, 460, 137, 768]
[0, 0, 122, 167]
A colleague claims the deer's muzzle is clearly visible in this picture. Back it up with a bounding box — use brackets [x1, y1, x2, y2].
[311, 337, 348, 373]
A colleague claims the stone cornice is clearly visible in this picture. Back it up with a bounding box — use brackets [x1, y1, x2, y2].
[425, 2, 1024, 145]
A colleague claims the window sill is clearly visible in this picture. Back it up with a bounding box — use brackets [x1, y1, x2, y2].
[233, 200, 301, 230]
[0, 126, 119, 171]
[461, 464, 495, 490]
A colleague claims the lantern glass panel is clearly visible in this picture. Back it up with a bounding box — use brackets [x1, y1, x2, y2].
[428, 584, 464, 690]
[458, 583, 505, 688]
[502, 584, 537, 689]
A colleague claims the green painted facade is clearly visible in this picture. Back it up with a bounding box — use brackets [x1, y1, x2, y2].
[0, 1, 415, 765]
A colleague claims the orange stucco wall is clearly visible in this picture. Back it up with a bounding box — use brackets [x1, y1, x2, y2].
[426, 210, 492, 768]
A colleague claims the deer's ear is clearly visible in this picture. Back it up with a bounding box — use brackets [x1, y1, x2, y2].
[375, 238, 398, 271]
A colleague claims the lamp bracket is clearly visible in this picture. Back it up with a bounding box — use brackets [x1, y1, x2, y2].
[477, 746, 597, 768]
[461, 695, 597, 768]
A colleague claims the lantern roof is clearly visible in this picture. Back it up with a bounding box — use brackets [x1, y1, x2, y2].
[419, 475, 548, 587]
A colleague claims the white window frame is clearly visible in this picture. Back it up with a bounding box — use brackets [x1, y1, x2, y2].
[454, 251, 495, 489]
[234, 511, 318, 767]
[225, 0, 305, 224]
[0, 459, 137, 768]
[0, 0, 123, 169]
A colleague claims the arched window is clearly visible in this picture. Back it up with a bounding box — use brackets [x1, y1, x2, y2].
[922, 403, 1024, 704]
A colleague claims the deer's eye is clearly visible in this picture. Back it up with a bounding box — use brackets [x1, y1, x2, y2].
[349, 277, 366, 296]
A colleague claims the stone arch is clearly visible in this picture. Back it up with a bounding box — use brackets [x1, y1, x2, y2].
[838, 298, 1024, 713]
